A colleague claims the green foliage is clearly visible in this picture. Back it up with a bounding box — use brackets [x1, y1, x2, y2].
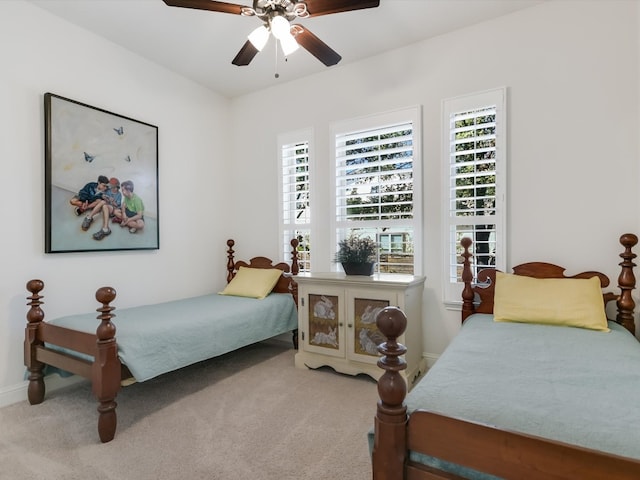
[453, 113, 496, 217]
[334, 234, 377, 263]
[343, 128, 414, 221]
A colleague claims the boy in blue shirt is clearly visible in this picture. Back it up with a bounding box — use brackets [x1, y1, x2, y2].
[92, 177, 123, 241]
[69, 175, 109, 216]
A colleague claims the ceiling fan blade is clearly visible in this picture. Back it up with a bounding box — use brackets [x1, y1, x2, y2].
[304, 0, 380, 17]
[162, 0, 245, 15]
[291, 25, 341, 66]
[232, 40, 260, 66]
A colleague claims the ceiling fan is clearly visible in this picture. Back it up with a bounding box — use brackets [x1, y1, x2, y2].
[162, 0, 380, 67]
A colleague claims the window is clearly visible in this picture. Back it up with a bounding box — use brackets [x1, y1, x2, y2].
[332, 107, 422, 275]
[278, 129, 312, 272]
[442, 88, 507, 304]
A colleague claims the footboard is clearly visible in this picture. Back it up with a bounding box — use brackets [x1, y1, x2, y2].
[405, 411, 640, 480]
[24, 280, 121, 443]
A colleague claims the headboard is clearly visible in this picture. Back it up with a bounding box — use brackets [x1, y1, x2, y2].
[460, 233, 638, 335]
[225, 238, 300, 298]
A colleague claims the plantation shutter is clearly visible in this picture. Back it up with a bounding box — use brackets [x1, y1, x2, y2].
[281, 138, 311, 271]
[332, 106, 422, 275]
[443, 88, 506, 302]
[335, 122, 414, 226]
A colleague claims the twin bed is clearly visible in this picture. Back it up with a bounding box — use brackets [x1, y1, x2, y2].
[24, 239, 300, 443]
[372, 233, 640, 479]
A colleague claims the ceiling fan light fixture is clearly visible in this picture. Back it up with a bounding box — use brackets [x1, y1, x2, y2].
[280, 32, 300, 56]
[270, 15, 290, 40]
[163, 0, 381, 68]
[248, 25, 269, 51]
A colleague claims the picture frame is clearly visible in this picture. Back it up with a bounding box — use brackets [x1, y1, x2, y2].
[44, 93, 159, 253]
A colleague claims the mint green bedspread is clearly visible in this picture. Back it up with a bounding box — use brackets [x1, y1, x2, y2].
[47, 292, 298, 382]
[404, 314, 640, 471]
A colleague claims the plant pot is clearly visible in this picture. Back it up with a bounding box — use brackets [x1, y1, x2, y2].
[341, 262, 375, 276]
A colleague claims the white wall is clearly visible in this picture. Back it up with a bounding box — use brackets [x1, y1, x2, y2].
[0, 1, 233, 405]
[229, 0, 640, 361]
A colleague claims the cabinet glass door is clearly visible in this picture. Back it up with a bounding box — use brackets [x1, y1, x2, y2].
[302, 289, 345, 358]
[347, 289, 396, 364]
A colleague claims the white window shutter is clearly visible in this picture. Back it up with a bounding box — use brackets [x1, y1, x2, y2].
[442, 88, 507, 304]
[332, 106, 422, 275]
[279, 130, 312, 271]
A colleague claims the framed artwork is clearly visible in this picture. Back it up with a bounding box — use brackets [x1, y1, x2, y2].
[44, 93, 159, 253]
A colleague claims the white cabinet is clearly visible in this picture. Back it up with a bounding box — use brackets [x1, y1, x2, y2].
[294, 273, 426, 388]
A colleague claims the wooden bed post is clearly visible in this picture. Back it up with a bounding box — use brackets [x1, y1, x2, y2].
[290, 238, 300, 349]
[461, 237, 475, 323]
[290, 237, 300, 276]
[372, 306, 408, 480]
[226, 239, 236, 283]
[92, 286, 121, 443]
[616, 233, 638, 336]
[24, 279, 46, 405]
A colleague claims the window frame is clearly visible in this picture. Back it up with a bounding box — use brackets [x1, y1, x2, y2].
[278, 128, 314, 272]
[441, 87, 507, 305]
[330, 106, 423, 276]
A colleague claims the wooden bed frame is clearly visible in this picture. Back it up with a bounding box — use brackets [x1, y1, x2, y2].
[24, 238, 299, 443]
[372, 233, 640, 480]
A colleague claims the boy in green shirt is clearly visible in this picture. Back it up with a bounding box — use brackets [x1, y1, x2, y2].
[115, 180, 145, 234]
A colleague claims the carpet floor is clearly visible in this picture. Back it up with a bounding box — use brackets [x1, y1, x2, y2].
[1, 340, 378, 480]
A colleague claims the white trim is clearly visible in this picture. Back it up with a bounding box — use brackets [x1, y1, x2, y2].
[423, 352, 441, 369]
[0, 374, 85, 408]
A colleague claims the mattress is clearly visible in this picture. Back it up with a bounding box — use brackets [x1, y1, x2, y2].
[369, 314, 640, 479]
[46, 292, 298, 382]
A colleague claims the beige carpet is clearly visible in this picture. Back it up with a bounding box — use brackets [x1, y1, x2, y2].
[1, 340, 378, 480]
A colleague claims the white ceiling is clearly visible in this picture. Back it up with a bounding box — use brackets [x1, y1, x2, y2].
[28, 0, 546, 98]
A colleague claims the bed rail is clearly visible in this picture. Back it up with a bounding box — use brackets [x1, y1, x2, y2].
[405, 410, 640, 480]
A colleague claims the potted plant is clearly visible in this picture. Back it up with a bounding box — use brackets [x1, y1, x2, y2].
[335, 234, 377, 275]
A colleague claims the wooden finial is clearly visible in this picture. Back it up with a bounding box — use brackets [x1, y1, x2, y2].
[26, 279, 45, 325]
[617, 233, 637, 335]
[95, 287, 117, 341]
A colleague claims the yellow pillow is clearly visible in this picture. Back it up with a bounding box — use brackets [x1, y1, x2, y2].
[493, 272, 609, 332]
[219, 267, 282, 299]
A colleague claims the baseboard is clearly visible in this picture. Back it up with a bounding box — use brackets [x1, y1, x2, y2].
[424, 352, 440, 369]
[0, 375, 85, 409]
